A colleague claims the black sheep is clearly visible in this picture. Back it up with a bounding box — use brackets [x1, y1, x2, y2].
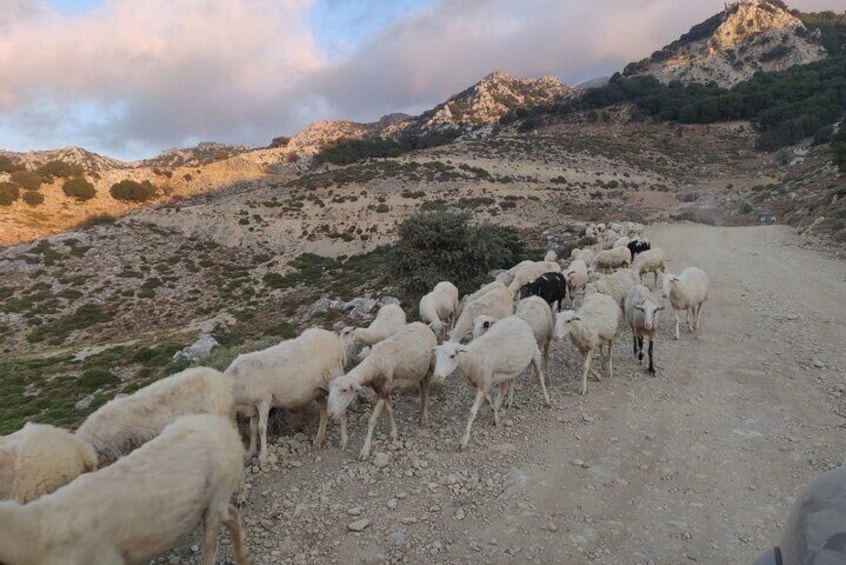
[627, 239, 651, 260]
[522, 272, 567, 311]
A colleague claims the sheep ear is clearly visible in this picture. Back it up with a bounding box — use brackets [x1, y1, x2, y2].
[457, 345, 469, 353]
[358, 386, 378, 402]
[482, 320, 491, 329]
[571, 316, 581, 322]
[655, 305, 665, 311]
[635, 305, 644, 312]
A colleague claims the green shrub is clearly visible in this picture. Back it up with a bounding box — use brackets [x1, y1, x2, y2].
[21, 191, 44, 206]
[390, 211, 524, 296]
[38, 160, 83, 179]
[10, 170, 42, 191]
[109, 179, 157, 202]
[78, 213, 117, 227]
[0, 182, 19, 206]
[0, 155, 21, 173]
[62, 178, 96, 201]
[375, 203, 390, 213]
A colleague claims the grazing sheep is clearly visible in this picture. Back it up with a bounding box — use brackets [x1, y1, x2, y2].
[75, 366, 235, 466]
[586, 268, 640, 308]
[327, 322, 437, 460]
[612, 235, 631, 249]
[226, 328, 347, 463]
[660, 267, 710, 340]
[494, 260, 535, 286]
[521, 271, 567, 311]
[0, 423, 97, 503]
[624, 285, 664, 375]
[473, 295, 554, 378]
[564, 259, 589, 303]
[554, 293, 620, 395]
[456, 281, 506, 318]
[449, 284, 513, 343]
[544, 250, 557, 262]
[627, 238, 651, 260]
[0, 414, 251, 565]
[434, 316, 550, 450]
[591, 247, 632, 273]
[340, 303, 407, 356]
[419, 281, 459, 342]
[506, 260, 562, 298]
[570, 248, 595, 265]
[633, 247, 667, 287]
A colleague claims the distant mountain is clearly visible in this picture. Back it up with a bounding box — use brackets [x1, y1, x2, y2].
[576, 76, 612, 90]
[417, 71, 577, 129]
[0, 146, 127, 172]
[142, 141, 253, 168]
[623, 0, 827, 88]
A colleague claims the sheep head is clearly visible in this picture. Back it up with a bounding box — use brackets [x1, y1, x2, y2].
[327, 375, 362, 420]
[553, 310, 576, 340]
[432, 342, 466, 383]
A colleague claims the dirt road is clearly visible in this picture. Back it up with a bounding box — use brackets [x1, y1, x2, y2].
[180, 224, 845, 565]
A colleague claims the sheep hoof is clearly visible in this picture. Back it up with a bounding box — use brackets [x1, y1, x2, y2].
[458, 440, 469, 451]
[358, 449, 370, 461]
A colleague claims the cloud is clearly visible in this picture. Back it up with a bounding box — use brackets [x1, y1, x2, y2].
[0, 0, 324, 157]
[0, 0, 842, 158]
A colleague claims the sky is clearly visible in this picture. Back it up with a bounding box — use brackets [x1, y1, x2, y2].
[0, 0, 842, 161]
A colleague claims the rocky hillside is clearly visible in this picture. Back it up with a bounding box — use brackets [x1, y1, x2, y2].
[141, 141, 254, 168]
[624, 0, 827, 87]
[0, 146, 127, 173]
[418, 71, 577, 128]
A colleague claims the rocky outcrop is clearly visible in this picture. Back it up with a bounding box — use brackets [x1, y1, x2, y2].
[626, 0, 827, 88]
[418, 71, 577, 128]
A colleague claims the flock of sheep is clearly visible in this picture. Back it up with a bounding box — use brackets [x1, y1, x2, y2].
[0, 221, 711, 565]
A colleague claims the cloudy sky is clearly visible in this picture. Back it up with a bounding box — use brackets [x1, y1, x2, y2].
[1, 0, 841, 160]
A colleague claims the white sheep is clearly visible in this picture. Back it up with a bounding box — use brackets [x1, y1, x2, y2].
[624, 284, 664, 375]
[632, 247, 667, 287]
[75, 366, 235, 466]
[0, 414, 251, 565]
[340, 303, 407, 355]
[434, 316, 550, 450]
[570, 248, 595, 265]
[455, 280, 506, 319]
[494, 260, 535, 286]
[473, 295, 554, 376]
[591, 246, 632, 273]
[660, 266, 710, 340]
[449, 284, 514, 343]
[327, 322, 437, 460]
[564, 258, 588, 303]
[419, 281, 459, 342]
[554, 292, 620, 395]
[506, 260, 562, 298]
[585, 268, 640, 308]
[226, 327, 347, 463]
[0, 423, 97, 503]
[612, 235, 631, 249]
[544, 250, 557, 262]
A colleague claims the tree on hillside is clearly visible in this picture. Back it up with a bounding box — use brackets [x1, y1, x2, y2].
[0, 182, 20, 205]
[109, 179, 157, 202]
[62, 178, 97, 201]
[10, 170, 42, 191]
[390, 211, 524, 296]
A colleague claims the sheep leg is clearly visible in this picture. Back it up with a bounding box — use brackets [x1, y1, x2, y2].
[222, 504, 252, 565]
[631, 334, 638, 357]
[314, 397, 328, 449]
[694, 302, 703, 330]
[257, 401, 271, 465]
[607, 339, 614, 379]
[647, 337, 656, 376]
[532, 353, 551, 406]
[543, 339, 551, 379]
[419, 375, 431, 427]
[247, 414, 258, 459]
[492, 382, 507, 428]
[460, 389, 487, 450]
[637, 336, 644, 362]
[200, 509, 222, 565]
[360, 398, 386, 460]
[383, 395, 399, 441]
[339, 411, 348, 450]
[673, 309, 681, 340]
[505, 380, 515, 409]
[579, 351, 594, 395]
